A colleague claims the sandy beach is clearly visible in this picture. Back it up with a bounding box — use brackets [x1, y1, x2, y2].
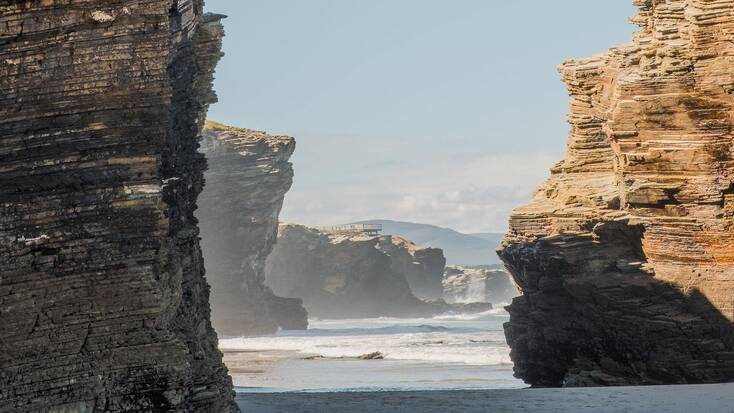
[222, 312, 734, 413]
[220, 312, 521, 392]
[235, 383, 734, 413]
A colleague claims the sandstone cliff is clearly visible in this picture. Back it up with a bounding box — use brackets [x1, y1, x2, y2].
[265, 225, 449, 318]
[499, 0, 734, 387]
[197, 121, 308, 337]
[1, 2, 238, 411]
[443, 266, 516, 305]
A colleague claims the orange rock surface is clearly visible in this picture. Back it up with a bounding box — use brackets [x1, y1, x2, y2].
[500, 0, 734, 387]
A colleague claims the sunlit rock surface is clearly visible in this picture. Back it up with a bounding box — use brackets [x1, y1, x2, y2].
[499, 0, 734, 387]
[265, 225, 450, 318]
[197, 121, 307, 336]
[376, 236, 446, 301]
[443, 266, 516, 305]
[0, 2, 238, 411]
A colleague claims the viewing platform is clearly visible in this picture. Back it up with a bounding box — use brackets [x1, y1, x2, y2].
[316, 224, 383, 236]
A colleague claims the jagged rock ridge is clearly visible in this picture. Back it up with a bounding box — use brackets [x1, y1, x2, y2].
[499, 0, 734, 387]
[265, 224, 455, 319]
[1, 2, 238, 411]
[197, 121, 308, 337]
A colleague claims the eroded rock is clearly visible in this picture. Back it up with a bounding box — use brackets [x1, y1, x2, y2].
[499, 0, 734, 387]
[197, 121, 308, 336]
[265, 224, 448, 318]
[376, 236, 447, 301]
[0, 2, 237, 411]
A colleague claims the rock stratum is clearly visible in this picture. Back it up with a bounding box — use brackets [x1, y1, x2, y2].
[265, 225, 452, 319]
[1, 2, 238, 412]
[499, 0, 734, 387]
[197, 121, 307, 337]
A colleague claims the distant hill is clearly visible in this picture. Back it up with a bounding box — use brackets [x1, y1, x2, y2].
[352, 220, 504, 265]
[469, 233, 505, 244]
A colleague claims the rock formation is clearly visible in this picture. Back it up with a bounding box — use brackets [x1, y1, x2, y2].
[1, 2, 238, 411]
[197, 121, 308, 336]
[376, 236, 446, 300]
[443, 266, 517, 305]
[265, 225, 449, 318]
[354, 219, 504, 266]
[499, 0, 734, 387]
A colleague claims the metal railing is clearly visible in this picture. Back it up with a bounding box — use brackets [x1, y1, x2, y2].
[315, 223, 383, 236]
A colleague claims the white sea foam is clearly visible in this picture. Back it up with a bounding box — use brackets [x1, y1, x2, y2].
[432, 308, 508, 321]
[220, 311, 512, 366]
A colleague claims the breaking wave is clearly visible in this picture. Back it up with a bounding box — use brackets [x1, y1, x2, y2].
[220, 309, 512, 366]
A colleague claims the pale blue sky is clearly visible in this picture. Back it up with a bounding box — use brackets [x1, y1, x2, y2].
[205, 1, 637, 233]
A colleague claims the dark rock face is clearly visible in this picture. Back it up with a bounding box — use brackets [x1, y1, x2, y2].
[1, 2, 237, 412]
[375, 236, 446, 300]
[197, 122, 308, 336]
[499, 0, 734, 388]
[443, 266, 517, 305]
[265, 225, 444, 319]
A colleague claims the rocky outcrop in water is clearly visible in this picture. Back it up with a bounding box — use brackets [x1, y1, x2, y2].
[265, 225, 450, 318]
[499, 0, 734, 387]
[197, 121, 307, 336]
[443, 266, 516, 305]
[1, 2, 238, 411]
[376, 236, 446, 300]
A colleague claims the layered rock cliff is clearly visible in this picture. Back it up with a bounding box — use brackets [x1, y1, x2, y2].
[265, 225, 449, 318]
[1, 2, 238, 411]
[499, 0, 734, 387]
[197, 121, 307, 336]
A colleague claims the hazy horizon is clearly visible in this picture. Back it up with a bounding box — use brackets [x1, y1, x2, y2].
[206, 1, 637, 233]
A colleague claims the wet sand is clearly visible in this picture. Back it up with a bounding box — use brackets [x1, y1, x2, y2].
[235, 383, 734, 413]
[222, 348, 519, 392]
[221, 312, 520, 392]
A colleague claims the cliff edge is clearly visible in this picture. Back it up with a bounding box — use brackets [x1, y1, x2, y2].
[1, 2, 237, 411]
[499, 0, 734, 387]
[197, 121, 308, 336]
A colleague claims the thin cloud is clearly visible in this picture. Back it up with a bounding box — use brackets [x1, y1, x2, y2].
[281, 151, 560, 233]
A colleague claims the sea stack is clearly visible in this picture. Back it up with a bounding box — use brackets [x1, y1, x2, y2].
[499, 1, 734, 387]
[0, 2, 238, 411]
[197, 121, 308, 336]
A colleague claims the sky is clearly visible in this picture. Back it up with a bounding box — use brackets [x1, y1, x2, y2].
[205, 1, 637, 233]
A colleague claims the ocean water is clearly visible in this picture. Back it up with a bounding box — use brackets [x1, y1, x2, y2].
[220, 308, 524, 392]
